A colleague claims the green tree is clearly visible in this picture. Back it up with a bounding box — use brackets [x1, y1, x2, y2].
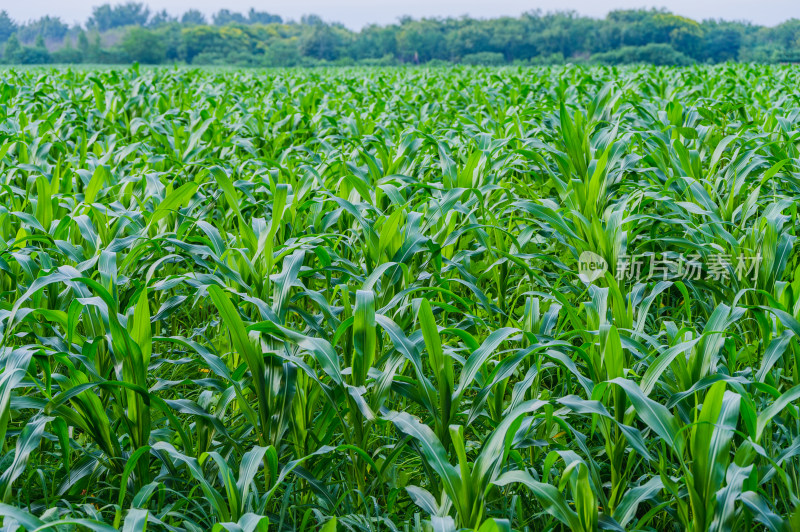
[181, 9, 206, 25]
[6, 33, 50, 64]
[653, 14, 704, 58]
[51, 34, 83, 63]
[300, 21, 350, 61]
[352, 24, 398, 59]
[213, 9, 246, 26]
[77, 31, 90, 56]
[262, 38, 301, 66]
[2, 33, 21, 63]
[397, 18, 447, 63]
[121, 26, 166, 63]
[148, 10, 175, 28]
[0, 11, 17, 43]
[0, 6, 796, 67]
[702, 21, 743, 62]
[487, 16, 538, 61]
[18, 16, 68, 44]
[89, 2, 150, 31]
[247, 9, 281, 25]
[446, 19, 494, 60]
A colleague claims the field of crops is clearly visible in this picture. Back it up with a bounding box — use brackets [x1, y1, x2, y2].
[1, 64, 800, 531]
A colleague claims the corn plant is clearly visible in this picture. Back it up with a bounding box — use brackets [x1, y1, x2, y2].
[1, 64, 800, 531]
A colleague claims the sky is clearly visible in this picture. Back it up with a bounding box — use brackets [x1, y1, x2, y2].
[4, 0, 799, 29]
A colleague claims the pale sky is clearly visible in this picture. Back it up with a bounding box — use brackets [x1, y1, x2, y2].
[4, 0, 799, 28]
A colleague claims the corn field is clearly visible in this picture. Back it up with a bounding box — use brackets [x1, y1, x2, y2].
[2, 65, 800, 531]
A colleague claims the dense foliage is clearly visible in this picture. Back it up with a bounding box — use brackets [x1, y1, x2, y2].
[2, 3, 800, 66]
[3, 64, 800, 531]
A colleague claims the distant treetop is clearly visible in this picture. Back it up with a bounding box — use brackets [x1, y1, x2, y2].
[1, 4, 799, 66]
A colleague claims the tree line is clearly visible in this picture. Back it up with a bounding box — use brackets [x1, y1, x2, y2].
[1, 2, 799, 66]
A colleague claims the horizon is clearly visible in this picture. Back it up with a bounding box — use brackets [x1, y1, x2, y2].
[4, 0, 800, 30]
